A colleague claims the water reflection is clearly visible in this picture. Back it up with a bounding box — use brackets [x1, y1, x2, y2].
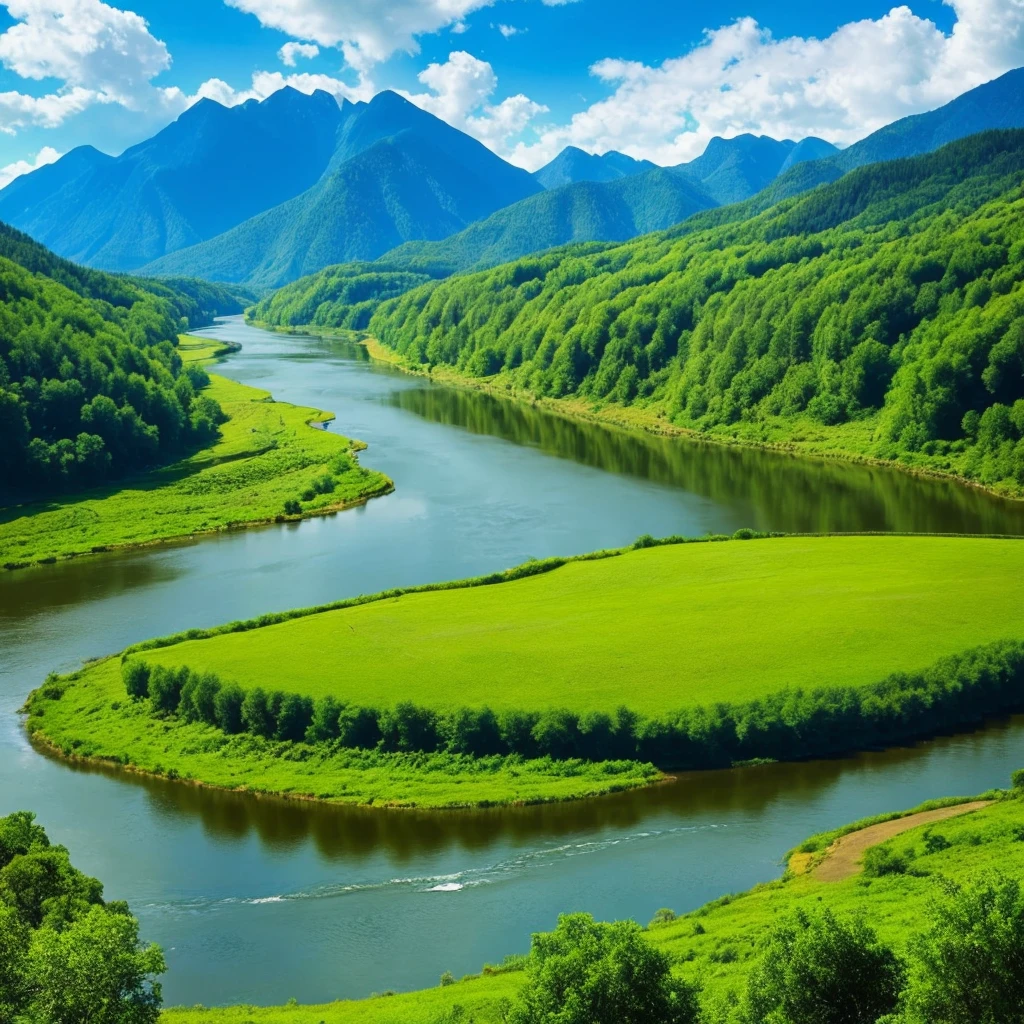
[393, 386, 1024, 536]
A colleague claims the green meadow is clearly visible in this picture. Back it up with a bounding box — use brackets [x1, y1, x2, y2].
[0, 338, 391, 569]
[162, 786, 1024, 1024]
[138, 535, 1024, 715]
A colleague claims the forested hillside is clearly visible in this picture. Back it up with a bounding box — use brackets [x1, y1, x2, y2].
[0, 224, 234, 498]
[368, 130, 1024, 494]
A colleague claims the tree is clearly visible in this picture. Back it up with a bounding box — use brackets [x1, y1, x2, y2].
[901, 876, 1024, 1024]
[742, 907, 904, 1024]
[27, 904, 165, 1024]
[505, 913, 700, 1024]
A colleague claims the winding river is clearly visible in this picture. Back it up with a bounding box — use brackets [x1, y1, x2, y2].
[2, 318, 1023, 1006]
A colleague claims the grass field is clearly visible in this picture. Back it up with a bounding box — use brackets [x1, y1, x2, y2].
[137, 535, 1024, 715]
[162, 785, 1024, 1024]
[0, 337, 392, 569]
[24, 657, 660, 808]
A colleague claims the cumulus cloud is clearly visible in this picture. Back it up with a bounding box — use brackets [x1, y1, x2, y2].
[509, 0, 1024, 170]
[278, 41, 320, 66]
[0, 0, 186, 134]
[224, 0, 500, 72]
[497, 24, 522, 38]
[401, 50, 547, 152]
[0, 144, 61, 187]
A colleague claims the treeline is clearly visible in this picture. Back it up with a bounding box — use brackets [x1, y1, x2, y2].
[121, 638, 1024, 769]
[0, 225, 232, 498]
[367, 130, 1024, 494]
[250, 261, 437, 331]
[0, 810, 164, 1024]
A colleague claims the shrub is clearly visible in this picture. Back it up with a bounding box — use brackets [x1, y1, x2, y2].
[1012, 768, 1024, 790]
[336, 705, 381, 749]
[122, 661, 150, 700]
[275, 694, 313, 742]
[506, 913, 700, 1024]
[743, 907, 904, 1024]
[863, 845, 912, 878]
[648, 908, 678, 927]
[283, 499, 301, 516]
[307, 697, 342, 743]
[148, 667, 186, 715]
[903, 876, 1024, 1024]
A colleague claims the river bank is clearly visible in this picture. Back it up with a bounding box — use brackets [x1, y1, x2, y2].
[358, 336, 1024, 504]
[0, 337, 393, 570]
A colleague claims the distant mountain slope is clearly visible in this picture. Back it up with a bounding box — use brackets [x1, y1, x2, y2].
[763, 66, 1024, 204]
[141, 93, 542, 289]
[0, 87, 347, 272]
[533, 147, 657, 188]
[376, 168, 717, 276]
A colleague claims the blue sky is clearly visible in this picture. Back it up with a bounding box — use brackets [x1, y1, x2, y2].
[0, 0, 1019, 185]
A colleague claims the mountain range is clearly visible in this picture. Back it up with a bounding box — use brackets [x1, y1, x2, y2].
[2, 66, 1024, 295]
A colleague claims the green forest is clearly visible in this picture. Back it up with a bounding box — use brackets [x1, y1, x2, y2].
[361, 131, 1024, 494]
[0, 223, 249, 499]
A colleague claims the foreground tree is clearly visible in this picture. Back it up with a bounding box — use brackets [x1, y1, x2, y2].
[742, 907, 904, 1024]
[0, 811, 165, 1024]
[505, 912, 700, 1024]
[901, 875, 1024, 1024]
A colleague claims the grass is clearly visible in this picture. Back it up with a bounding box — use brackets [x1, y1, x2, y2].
[0, 337, 392, 570]
[162, 788, 1024, 1024]
[24, 657, 661, 808]
[135, 535, 1024, 716]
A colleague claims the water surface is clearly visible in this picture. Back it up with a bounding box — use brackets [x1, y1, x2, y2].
[2, 318, 1022, 1005]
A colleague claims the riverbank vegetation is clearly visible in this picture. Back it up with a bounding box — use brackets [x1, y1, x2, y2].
[164, 778, 1024, 1024]
[0, 810, 166, 1024]
[23, 534, 1024, 803]
[0, 337, 392, 569]
[329, 131, 1024, 496]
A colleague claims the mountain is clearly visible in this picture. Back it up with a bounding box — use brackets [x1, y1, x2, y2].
[0, 221, 244, 497]
[0, 88, 348, 273]
[533, 147, 658, 188]
[671, 134, 836, 205]
[140, 91, 543, 289]
[777, 136, 842, 175]
[250, 168, 717, 328]
[367, 129, 1024, 495]
[763, 66, 1024, 204]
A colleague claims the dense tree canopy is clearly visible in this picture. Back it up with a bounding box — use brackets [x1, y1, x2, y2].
[0, 811, 165, 1024]
[0, 224, 236, 498]
[368, 130, 1024, 493]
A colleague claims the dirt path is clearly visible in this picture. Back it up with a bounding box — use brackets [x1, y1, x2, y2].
[810, 801, 992, 882]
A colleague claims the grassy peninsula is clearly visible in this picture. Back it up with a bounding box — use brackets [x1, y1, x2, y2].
[0, 338, 392, 569]
[162, 782, 1024, 1024]
[24, 534, 1024, 808]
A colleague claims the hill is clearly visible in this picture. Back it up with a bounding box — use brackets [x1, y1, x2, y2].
[533, 146, 657, 188]
[0, 222, 246, 497]
[367, 130, 1024, 496]
[139, 92, 542, 289]
[0, 88, 347, 272]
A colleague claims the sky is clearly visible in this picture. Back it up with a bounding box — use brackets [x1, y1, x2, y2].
[0, 0, 1021, 188]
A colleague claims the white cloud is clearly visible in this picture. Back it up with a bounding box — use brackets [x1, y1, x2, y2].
[0, 144, 61, 186]
[0, 0, 184, 134]
[509, 0, 1024, 170]
[497, 24, 522, 38]
[278, 40, 320, 66]
[401, 50, 547, 152]
[224, 0, 500, 73]
[450, 20, 469, 35]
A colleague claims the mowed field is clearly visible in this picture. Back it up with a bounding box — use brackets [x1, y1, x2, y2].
[140, 535, 1024, 715]
[0, 338, 391, 567]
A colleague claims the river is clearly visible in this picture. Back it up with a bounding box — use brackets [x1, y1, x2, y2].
[2, 317, 1023, 1006]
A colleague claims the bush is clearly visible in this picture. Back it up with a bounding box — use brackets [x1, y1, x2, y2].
[283, 499, 301, 516]
[122, 661, 150, 700]
[275, 694, 313, 742]
[506, 913, 700, 1024]
[743, 907, 904, 1024]
[903, 876, 1024, 1024]
[148, 667, 186, 715]
[307, 697, 342, 743]
[240, 687, 274, 738]
[863, 845, 912, 878]
[1011, 768, 1024, 790]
